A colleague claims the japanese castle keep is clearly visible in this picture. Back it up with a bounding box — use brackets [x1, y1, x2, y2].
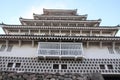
[0, 9, 120, 80]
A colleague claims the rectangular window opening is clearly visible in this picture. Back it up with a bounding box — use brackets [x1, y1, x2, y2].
[107, 65, 113, 69]
[15, 63, 21, 68]
[53, 64, 59, 69]
[61, 64, 67, 69]
[7, 63, 13, 67]
[100, 64, 105, 69]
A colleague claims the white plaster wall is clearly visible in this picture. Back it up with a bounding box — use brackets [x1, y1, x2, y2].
[0, 44, 37, 57]
[84, 46, 120, 59]
[0, 43, 120, 59]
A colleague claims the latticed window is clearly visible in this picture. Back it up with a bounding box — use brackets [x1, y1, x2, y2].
[53, 23, 59, 26]
[37, 42, 83, 56]
[115, 47, 120, 54]
[61, 23, 68, 26]
[108, 47, 114, 54]
[69, 23, 76, 27]
[0, 44, 6, 51]
[77, 24, 84, 27]
[7, 45, 13, 52]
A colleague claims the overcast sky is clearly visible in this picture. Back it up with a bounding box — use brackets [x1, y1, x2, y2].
[0, 0, 120, 35]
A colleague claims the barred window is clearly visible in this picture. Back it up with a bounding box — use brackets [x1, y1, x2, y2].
[7, 45, 13, 52]
[108, 47, 114, 54]
[115, 47, 120, 54]
[0, 45, 6, 51]
[38, 42, 83, 56]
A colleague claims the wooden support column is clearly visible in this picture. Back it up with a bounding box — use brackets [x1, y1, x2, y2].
[28, 29, 31, 34]
[49, 29, 51, 35]
[51, 22, 53, 26]
[34, 22, 36, 26]
[6, 40, 9, 48]
[43, 22, 44, 26]
[32, 40, 34, 47]
[90, 30, 92, 36]
[70, 30, 72, 36]
[87, 41, 89, 48]
[76, 23, 78, 27]
[100, 41, 102, 48]
[100, 30, 102, 36]
[18, 29, 21, 34]
[18, 40, 21, 47]
[68, 23, 69, 26]
[59, 23, 61, 26]
[59, 30, 61, 35]
[39, 29, 41, 35]
[112, 42, 115, 49]
[80, 30, 82, 36]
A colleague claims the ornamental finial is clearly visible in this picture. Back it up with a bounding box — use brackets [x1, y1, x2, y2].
[19, 17, 22, 19]
[98, 18, 102, 21]
[33, 13, 35, 15]
[117, 24, 120, 27]
[1, 22, 4, 24]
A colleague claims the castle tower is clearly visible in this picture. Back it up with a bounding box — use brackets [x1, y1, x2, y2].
[0, 8, 120, 79]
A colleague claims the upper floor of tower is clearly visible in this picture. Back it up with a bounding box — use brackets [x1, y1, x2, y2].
[0, 8, 119, 37]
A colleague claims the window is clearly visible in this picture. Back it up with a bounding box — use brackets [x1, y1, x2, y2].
[53, 23, 59, 26]
[38, 42, 83, 56]
[108, 47, 114, 54]
[100, 64, 105, 69]
[107, 65, 113, 69]
[7, 45, 13, 52]
[77, 24, 84, 27]
[61, 64, 67, 69]
[69, 23, 76, 27]
[15, 63, 21, 68]
[53, 64, 59, 69]
[0, 45, 6, 51]
[115, 47, 120, 54]
[7, 63, 13, 67]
